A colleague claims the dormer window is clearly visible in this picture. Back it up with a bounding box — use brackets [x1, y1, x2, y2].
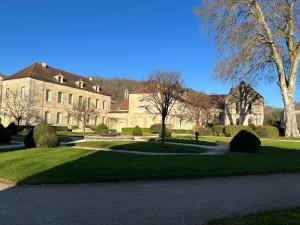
[55, 74, 64, 84]
[93, 85, 101, 92]
[76, 81, 84, 88]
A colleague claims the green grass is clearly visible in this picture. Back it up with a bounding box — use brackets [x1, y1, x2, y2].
[0, 139, 300, 184]
[162, 138, 216, 146]
[75, 141, 207, 153]
[206, 207, 300, 225]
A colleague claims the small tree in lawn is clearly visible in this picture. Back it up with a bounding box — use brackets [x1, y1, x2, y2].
[69, 99, 100, 136]
[1, 89, 35, 128]
[184, 93, 212, 139]
[141, 71, 185, 143]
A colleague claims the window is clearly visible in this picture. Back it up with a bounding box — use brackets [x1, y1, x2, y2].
[58, 75, 63, 83]
[20, 86, 25, 97]
[56, 112, 62, 124]
[57, 92, 63, 103]
[88, 98, 92, 108]
[5, 88, 10, 97]
[68, 94, 73, 105]
[78, 96, 83, 105]
[78, 81, 83, 88]
[139, 100, 143, 107]
[45, 90, 52, 102]
[67, 113, 72, 124]
[248, 103, 252, 113]
[236, 102, 239, 114]
[44, 111, 51, 123]
[248, 118, 252, 125]
[95, 116, 98, 125]
[96, 99, 100, 109]
[103, 100, 107, 110]
[236, 118, 240, 125]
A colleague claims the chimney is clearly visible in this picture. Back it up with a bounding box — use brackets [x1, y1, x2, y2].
[41, 62, 47, 68]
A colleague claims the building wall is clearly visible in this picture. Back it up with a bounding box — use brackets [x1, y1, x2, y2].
[0, 78, 111, 127]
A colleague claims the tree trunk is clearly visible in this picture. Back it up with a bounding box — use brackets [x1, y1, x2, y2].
[161, 115, 166, 144]
[284, 100, 300, 137]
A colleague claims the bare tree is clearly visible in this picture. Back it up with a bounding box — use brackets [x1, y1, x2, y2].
[141, 71, 185, 143]
[68, 99, 100, 135]
[197, 0, 300, 137]
[226, 82, 263, 125]
[184, 93, 212, 132]
[1, 89, 35, 127]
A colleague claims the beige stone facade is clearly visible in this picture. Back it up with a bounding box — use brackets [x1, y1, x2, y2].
[0, 63, 111, 127]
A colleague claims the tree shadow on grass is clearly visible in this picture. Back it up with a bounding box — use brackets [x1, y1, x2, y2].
[16, 144, 300, 185]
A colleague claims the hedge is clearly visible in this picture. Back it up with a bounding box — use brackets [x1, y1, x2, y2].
[253, 125, 279, 138]
[52, 126, 70, 132]
[197, 127, 213, 136]
[173, 129, 193, 134]
[95, 124, 108, 134]
[132, 126, 143, 136]
[224, 125, 254, 137]
[122, 127, 151, 135]
[211, 125, 224, 136]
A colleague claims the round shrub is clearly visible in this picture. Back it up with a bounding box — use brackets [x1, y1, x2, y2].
[24, 130, 36, 148]
[95, 123, 108, 134]
[159, 127, 172, 139]
[34, 122, 59, 148]
[37, 132, 59, 148]
[230, 130, 261, 153]
[6, 122, 18, 135]
[150, 124, 162, 134]
[132, 126, 143, 136]
[0, 124, 11, 144]
[253, 126, 279, 138]
[211, 125, 224, 136]
[71, 125, 78, 130]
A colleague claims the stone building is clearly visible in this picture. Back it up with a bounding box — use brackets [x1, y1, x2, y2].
[109, 82, 264, 131]
[0, 63, 111, 127]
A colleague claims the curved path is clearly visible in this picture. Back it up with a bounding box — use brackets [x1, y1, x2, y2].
[72, 142, 229, 156]
[1, 173, 300, 225]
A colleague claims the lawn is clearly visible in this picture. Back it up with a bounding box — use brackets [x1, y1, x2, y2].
[206, 207, 300, 225]
[0, 139, 300, 184]
[75, 141, 207, 153]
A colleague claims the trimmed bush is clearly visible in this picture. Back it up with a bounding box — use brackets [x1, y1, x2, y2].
[132, 126, 143, 136]
[6, 122, 18, 135]
[37, 132, 59, 148]
[159, 127, 172, 138]
[230, 130, 261, 153]
[34, 122, 59, 148]
[95, 124, 108, 134]
[0, 124, 11, 144]
[211, 125, 224, 136]
[122, 127, 151, 135]
[24, 130, 36, 148]
[253, 126, 279, 138]
[150, 124, 162, 134]
[224, 125, 254, 137]
[71, 125, 78, 130]
[198, 127, 213, 136]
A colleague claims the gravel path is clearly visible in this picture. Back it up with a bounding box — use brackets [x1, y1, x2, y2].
[1, 173, 300, 225]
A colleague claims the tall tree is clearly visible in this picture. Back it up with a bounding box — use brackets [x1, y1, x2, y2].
[141, 71, 185, 143]
[68, 99, 100, 135]
[197, 0, 300, 137]
[1, 89, 35, 127]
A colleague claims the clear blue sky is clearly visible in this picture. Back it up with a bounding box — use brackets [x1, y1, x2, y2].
[1, 0, 299, 107]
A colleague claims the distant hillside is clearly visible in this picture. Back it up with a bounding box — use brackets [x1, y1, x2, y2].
[93, 77, 145, 104]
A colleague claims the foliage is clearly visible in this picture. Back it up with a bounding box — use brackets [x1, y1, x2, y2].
[150, 124, 162, 134]
[71, 125, 78, 130]
[224, 125, 254, 137]
[34, 122, 59, 148]
[52, 126, 69, 132]
[264, 106, 281, 126]
[253, 126, 279, 138]
[24, 130, 36, 148]
[6, 122, 18, 135]
[230, 130, 261, 153]
[122, 127, 151, 135]
[0, 124, 11, 144]
[95, 123, 108, 134]
[211, 125, 224, 136]
[132, 126, 143, 136]
[197, 127, 213, 136]
[37, 132, 60, 148]
[172, 129, 193, 135]
[159, 127, 172, 138]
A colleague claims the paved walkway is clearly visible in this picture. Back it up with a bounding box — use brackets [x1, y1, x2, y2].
[1, 173, 300, 225]
[72, 142, 229, 156]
